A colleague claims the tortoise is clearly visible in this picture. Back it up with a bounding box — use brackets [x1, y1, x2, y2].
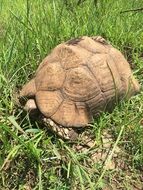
[19, 36, 140, 140]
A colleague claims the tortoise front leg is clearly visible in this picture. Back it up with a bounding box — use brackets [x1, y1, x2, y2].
[43, 118, 79, 141]
[21, 98, 79, 140]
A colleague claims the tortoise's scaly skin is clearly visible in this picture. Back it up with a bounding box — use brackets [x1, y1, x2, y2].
[19, 36, 140, 140]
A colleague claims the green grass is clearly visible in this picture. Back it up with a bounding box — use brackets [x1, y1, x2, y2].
[0, 0, 143, 189]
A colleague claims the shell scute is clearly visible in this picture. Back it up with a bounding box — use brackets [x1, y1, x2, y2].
[35, 62, 65, 91]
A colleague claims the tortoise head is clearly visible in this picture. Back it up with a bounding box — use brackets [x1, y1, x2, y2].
[19, 78, 41, 118]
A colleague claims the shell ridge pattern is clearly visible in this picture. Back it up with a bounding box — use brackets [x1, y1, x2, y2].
[63, 65, 100, 102]
[108, 49, 128, 97]
[77, 43, 103, 55]
[110, 49, 128, 89]
[87, 53, 122, 100]
[50, 98, 64, 117]
[36, 51, 61, 73]
[106, 60, 120, 102]
[107, 55, 124, 97]
[35, 61, 65, 91]
[74, 102, 80, 115]
[36, 90, 64, 117]
[64, 44, 92, 69]
[56, 45, 82, 69]
[77, 36, 108, 54]
[63, 45, 93, 70]
[51, 99, 77, 127]
[85, 60, 106, 102]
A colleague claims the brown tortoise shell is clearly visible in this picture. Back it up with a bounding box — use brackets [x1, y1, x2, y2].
[19, 36, 140, 139]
